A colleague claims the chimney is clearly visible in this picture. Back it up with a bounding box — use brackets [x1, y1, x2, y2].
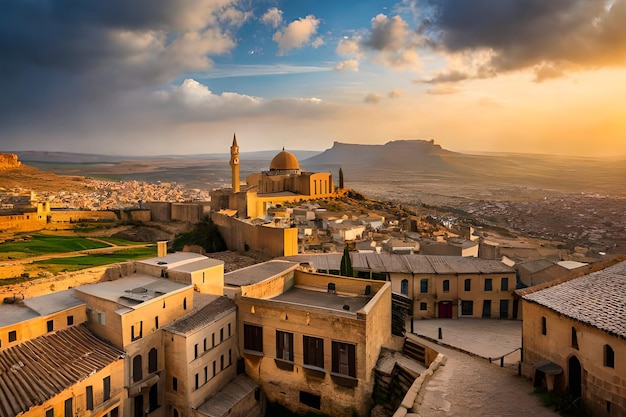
[157, 241, 168, 257]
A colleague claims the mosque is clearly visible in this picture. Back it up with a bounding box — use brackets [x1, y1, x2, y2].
[210, 134, 336, 218]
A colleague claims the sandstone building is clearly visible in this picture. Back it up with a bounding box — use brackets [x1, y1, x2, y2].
[520, 260, 626, 417]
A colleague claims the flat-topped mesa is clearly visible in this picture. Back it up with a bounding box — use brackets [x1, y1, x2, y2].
[0, 153, 21, 170]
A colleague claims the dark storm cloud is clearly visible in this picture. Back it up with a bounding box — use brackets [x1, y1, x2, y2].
[0, 0, 237, 145]
[420, 0, 626, 79]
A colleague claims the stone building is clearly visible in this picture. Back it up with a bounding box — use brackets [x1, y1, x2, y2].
[519, 260, 626, 417]
[224, 260, 392, 416]
[0, 290, 126, 417]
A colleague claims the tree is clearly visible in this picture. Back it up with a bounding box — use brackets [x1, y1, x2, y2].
[173, 215, 226, 253]
[340, 245, 353, 277]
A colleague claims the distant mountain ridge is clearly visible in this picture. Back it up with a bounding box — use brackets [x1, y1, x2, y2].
[303, 140, 453, 168]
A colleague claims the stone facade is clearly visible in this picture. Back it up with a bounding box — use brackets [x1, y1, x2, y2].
[520, 260, 626, 416]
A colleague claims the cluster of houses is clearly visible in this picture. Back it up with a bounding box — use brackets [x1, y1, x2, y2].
[0, 243, 623, 417]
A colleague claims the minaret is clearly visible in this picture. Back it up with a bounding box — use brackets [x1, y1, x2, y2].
[230, 133, 240, 193]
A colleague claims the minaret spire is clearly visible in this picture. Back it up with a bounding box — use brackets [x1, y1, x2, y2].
[230, 133, 240, 193]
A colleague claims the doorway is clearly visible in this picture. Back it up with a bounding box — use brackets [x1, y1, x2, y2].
[482, 300, 492, 318]
[438, 301, 453, 318]
[568, 356, 582, 399]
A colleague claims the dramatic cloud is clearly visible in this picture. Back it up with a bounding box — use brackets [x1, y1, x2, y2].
[0, 0, 239, 127]
[334, 14, 424, 70]
[260, 7, 283, 28]
[334, 59, 359, 71]
[272, 15, 321, 55]
[419, 0, 626, 80]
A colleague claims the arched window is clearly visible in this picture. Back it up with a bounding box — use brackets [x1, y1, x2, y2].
[149, 348, 158, 373]
[133, 355, 143, 382]
[604, 344, 615, 368]
[400, 279, 409, 295]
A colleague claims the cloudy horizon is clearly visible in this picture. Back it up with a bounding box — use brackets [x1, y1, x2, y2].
[1, 0, 625, 157]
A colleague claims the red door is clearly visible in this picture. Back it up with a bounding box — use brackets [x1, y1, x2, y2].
[438, 301, 453, 318]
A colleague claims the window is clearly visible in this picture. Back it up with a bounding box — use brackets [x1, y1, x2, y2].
[244, 324, 263, 353]
[303, 336, 324, 369]
[131, 321, 143, 341]
[604, 345, 614, 368]
[541, 316, 547, 335]
[213, 360, 216, 376]
[464, 279, 471, 292]
[276, 330, 294, 361]
[195, 373, 199, 390]
[442, 280, 450, 293]
[149, 348, 157, 373]
[86, 386, 94, 410]
[332, 341, 356, 377]
[67, 315, 74, 326]
[571, 327, 578, 349]
[103, 376, 111, 401]
[203, 338, 207, 351]
[111, 407, 119, 417]
[221, 354, 224, 370]
[194, 344, 199, 358]
[172, 377, 178, 391]
[420, 302, 427, 311]
[204, 366, 208, 382]
[45, 409, 54, 417]
[229, 349, 232, 365]
[133, 355, 143, 382]
[8, 330, 16, 342]
[484, 279, 493, 291]
[228, 323, 231, 337]
[64, 398, 73, 417]
[97, 312, 106, 325]
[155, 316, 159, 329]
[212, 333, 215, 347]
[461, 300, 473, 316]
[183, 297, 187, 310]
[220, 328, 224, 342]
[400, 279, 409, 295]
[501, 277, 509, 291]
[300, 391, 321, 410]
[420, 279, 429, 293]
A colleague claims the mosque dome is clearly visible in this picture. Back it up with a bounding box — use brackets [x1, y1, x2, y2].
[270, 149, 300, 171]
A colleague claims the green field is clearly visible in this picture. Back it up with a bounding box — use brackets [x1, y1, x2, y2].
[31, 246, 157, 274]
[0, 233, 140, 260]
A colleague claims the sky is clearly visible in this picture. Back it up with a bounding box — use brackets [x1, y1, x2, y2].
[1, 0, 626, 157]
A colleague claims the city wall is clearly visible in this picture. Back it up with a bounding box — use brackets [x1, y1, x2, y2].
[211, 212, 298, 258]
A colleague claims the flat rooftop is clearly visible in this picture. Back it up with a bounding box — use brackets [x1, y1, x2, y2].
[74, 275, 190, 308]
[138, 251, 209, 269]
[270, 286, 371, 314]
[168, 257, 224, 273]
[224, 260, 299, 287]
[0, 290, 84, 327]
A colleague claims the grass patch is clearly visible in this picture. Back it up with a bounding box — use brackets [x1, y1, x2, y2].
[0, 233, 108, 259]
[533, 388, 588, 417]
[30, 246, 157, 275]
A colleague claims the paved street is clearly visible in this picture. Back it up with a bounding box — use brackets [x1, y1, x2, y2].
[409, 319, 560, 417]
